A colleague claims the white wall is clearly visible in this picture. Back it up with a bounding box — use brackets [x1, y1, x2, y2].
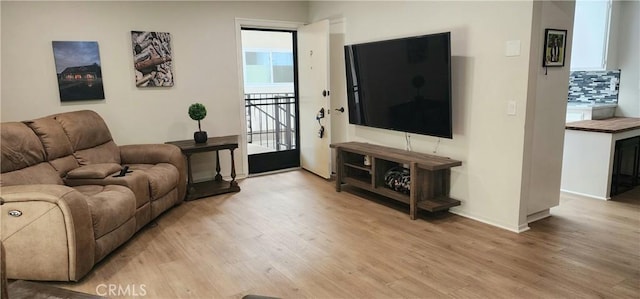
[608, 0, 639, 117]
[522, 1, 575, 221]
[1, 1, 308, 181]
[310, 1, 541, 232]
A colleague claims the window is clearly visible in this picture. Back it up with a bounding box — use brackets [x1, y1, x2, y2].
[570, 0, 612, 70]
[243, 50, 293, 85]
[272, 52, 293, 83]
[245, 51, 271, 84]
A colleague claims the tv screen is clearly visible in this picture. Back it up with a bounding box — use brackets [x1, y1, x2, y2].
[344, 32, 452, 138]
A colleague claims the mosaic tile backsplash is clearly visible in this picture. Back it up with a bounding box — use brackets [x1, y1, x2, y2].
[568, 70, 621, 103]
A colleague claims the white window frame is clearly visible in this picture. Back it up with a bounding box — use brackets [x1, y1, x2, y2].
[570, 0, 613, 71]
[242, 48, 294, 87]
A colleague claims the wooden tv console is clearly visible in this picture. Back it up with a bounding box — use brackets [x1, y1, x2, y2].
[331, 142, 462, 219]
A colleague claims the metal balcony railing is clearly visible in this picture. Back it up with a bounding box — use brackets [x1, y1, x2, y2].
[245, 93, 296, 153]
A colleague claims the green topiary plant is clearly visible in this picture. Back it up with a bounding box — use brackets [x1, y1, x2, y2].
[188, 103, 207, 132]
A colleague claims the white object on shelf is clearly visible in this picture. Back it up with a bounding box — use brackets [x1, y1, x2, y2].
[566, 102, 617, 122]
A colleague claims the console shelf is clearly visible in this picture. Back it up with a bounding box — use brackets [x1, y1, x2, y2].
[331, 142, 462, 219]
[344, 162, 372, 172]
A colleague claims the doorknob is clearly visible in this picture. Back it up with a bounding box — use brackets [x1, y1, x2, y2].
[322, 90, 330, 97]
[335, 107, 345, 113]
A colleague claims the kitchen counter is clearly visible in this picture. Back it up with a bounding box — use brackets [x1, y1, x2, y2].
[562, 117, 640, 200]
[566, 117, 640, 133]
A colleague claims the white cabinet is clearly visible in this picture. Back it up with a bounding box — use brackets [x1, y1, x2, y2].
[561, 125, 640, 200]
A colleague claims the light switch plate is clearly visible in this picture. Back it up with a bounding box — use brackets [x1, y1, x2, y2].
[507, 101, 517, 115]
[506, 40, 521, 57]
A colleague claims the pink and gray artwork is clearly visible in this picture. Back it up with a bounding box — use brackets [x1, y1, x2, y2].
[131, 31, 174, 87]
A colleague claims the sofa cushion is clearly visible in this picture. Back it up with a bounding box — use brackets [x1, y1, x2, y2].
[0, 163, 64, 186]
[54, 110, 113, 151]
[129, 163, 179, 199]
[73, 185, 135, 239]
[64, 173, 150, 209]
[1, 122, 45, 173]
[66, 163, 121, 179]
[94, 218, 135, 263]
[151, 188, 178, 219]
[54, 110, 121, 165]
[73, 141, 121, 166]
[18, 117, 80, 178]
[24, 117, 74, 160]
[49, 156, 80, 177]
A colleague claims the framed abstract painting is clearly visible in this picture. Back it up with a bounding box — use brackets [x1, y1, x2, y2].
[542, 28, 568, 67]
[131, 31, 174, 87]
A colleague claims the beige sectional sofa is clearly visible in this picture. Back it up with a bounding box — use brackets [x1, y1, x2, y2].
[0, 110, 186, 281]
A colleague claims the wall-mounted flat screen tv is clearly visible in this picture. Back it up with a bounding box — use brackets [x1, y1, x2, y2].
[344, 32, 452, 139]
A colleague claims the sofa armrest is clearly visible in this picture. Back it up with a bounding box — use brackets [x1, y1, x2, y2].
[119, 144, 186, 201]
[0, 185, 95, 281]
[0, 240, 7, 299]
[66, 163, 122, 179]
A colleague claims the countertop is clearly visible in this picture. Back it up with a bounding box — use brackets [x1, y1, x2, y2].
[565, 117, 640, 133]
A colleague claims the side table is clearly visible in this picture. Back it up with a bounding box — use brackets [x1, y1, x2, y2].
[166, 135, 241, 200]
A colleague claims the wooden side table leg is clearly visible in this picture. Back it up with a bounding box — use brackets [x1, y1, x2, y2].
[336, 149, 343, 192]
[214, 150, 222, 181]
[442, 169, 451, 197]
[186, 153, 195, 199]
[409, 162, 418, 220]
[230, 148, 238, 188]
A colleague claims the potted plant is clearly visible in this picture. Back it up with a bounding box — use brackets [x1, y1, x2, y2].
[188, 103, 208, 143]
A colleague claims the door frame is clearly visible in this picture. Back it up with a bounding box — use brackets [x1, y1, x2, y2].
[234, 18, 304, 177]
[329, 18, 347, 175]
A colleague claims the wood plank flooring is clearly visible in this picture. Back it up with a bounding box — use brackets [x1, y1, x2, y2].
[46, 170, 639, 298]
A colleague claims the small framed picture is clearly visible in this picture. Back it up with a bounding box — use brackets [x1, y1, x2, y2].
[542, 28, 568, 67]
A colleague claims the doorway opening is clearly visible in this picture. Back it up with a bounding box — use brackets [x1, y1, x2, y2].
[241, 28, 300, 174]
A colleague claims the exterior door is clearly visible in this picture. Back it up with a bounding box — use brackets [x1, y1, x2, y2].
[241, 28, 300, 174]
[298, 20, 331, 179]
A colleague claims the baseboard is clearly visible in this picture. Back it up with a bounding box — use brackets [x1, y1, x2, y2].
[527, 209, 551, 223]
[449, 209, 528, 233]
[560, 189, 609, 201]
[518, 223, 531, 233]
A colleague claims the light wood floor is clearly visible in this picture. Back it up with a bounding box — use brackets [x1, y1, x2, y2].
[48, 170, 639, 298]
